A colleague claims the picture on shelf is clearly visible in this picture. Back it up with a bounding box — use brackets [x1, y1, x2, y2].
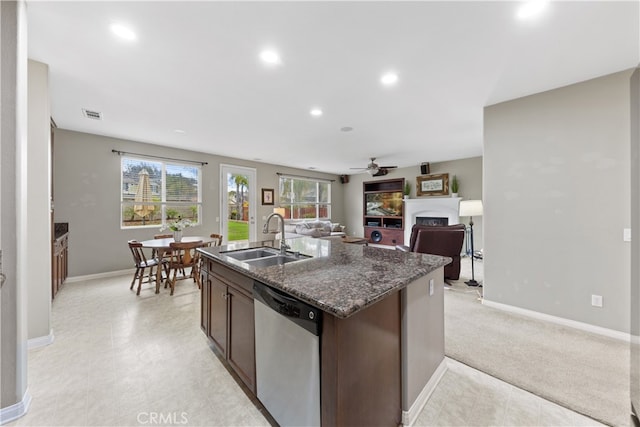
[416, 173, 449, 196]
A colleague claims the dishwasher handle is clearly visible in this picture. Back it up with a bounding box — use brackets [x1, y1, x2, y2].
[253, 281, 321, 336]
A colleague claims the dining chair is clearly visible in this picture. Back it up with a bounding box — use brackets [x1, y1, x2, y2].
[209, 233, 223, 246]
[128, 240, 169, 295]
[167, 240, 203, 295]
[191, 233, 224, 284]
[152, 232, 176, 270]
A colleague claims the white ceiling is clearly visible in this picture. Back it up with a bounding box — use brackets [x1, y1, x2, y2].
[27, 1, 639, 175]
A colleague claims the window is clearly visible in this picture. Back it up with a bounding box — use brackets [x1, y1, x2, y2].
[120, 157, 202, 229]
[278, 175, 331, 220]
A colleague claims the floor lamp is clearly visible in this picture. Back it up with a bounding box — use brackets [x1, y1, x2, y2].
[459, 200, 483, 287]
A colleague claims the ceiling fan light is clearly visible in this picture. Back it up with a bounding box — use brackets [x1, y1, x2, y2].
[367, 167, 378, 176]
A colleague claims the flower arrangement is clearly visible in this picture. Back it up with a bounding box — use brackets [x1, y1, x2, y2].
[160, 217, 192, 232]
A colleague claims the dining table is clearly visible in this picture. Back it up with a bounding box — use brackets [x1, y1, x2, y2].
[139, 236, 218, 292]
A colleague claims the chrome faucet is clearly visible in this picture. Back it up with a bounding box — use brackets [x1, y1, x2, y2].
[263, 213, 290, 255]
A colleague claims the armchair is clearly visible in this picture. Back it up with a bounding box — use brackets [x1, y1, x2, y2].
[396, 224, 466, 280]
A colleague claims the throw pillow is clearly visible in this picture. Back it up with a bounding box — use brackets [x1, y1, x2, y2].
[295, 223, 312, 234]
[320, 221, 332, 232]
[297, 227, 322, 237]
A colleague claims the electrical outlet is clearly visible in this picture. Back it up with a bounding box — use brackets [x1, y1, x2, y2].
[591, 294, 603, 307]
[215, 217, 220, 222]
[624, 228, 631, 242]
[429, 279, 434, 296]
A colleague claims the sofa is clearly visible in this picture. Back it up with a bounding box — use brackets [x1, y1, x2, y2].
[396, 224, 466, 280]
[281, 220, 346, 239]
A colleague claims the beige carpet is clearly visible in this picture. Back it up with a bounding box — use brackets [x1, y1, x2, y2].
[444, 258, 629, 427]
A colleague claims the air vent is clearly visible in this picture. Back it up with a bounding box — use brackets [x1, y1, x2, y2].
[82, 108, 102, 120]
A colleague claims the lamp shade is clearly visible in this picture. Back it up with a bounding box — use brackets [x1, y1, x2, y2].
[459, 200, 483, 217]
[273, 207, 286, 217]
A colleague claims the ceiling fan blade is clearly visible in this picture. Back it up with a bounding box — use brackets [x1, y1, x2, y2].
[378, 165, 397, 169]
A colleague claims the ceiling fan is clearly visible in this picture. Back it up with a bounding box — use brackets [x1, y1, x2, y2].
[350, 157, 398, 176]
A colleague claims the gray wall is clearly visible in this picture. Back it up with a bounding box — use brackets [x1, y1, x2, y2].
[26, 59, 51, 340]
[1, 0, 28, 413]
[402, 268, 444, 411]
[631, 66, 640, 418]
[343, 157, 483, 247]
[53, 129, 344, 277]
[484, 70, 633, 333]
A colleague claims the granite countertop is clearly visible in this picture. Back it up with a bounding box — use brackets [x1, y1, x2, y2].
[199, 236, 450, 318]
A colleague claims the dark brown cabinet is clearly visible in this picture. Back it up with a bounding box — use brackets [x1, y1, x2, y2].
[363, 178, 405, 246]
[200, 257, 255, 392]
[226, 285, 255, 388]
[198, 250, 408, 426]
[209, 276, 228, 354]
[51, 232, 68, 299]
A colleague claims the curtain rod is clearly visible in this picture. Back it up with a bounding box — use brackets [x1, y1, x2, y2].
[276, 172, 335, 182]
[112, 149, 208, 166]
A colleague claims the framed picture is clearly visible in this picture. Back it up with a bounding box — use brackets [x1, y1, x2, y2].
[416, 173, 449, 196]
[261, 188, 274, 205]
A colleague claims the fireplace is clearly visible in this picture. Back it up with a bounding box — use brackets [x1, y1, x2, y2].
[416, 216, 449, 226]
[404, 197, 461, 244]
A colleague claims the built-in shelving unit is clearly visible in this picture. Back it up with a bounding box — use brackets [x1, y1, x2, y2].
[363, 178, 405, 246]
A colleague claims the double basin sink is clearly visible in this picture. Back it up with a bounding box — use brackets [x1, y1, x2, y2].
[221, 246, 311, 267]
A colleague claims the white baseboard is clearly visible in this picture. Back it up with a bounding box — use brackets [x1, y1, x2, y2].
[65, 269, 133, 283]
[0, 390, 31, 425]
[27, 329, 54, 349]
[402, 358, 447, 427]
[482, 299, 630, 342]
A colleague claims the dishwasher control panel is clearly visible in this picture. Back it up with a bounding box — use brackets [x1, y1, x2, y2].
[253, 281, 321, 336]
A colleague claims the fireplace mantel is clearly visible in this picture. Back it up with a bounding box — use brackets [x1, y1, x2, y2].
[404, 197, 461, 244]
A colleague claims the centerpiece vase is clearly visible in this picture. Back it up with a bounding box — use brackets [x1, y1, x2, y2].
[173, 230, 183, 242]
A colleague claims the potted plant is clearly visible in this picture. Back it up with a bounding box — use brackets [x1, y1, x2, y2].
[404, 181, 411, 199]
[160, 216, 192, 242]
[451, 175, 459, 197]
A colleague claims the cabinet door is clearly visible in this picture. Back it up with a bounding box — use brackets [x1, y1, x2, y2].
[200, 270, 210, 334]
[62, 237, 68, 282]
[51, 245, 58, 299]
[227, 287, 256, 393]
[209, 276, 228, 355]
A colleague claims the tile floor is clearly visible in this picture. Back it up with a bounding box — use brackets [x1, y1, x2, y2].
[8, 268, 603, 426]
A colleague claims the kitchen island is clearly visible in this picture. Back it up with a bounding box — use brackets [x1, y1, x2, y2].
[198, 236, 450, 426]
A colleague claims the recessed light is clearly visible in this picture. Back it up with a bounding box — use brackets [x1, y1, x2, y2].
[259, 49, 281, 65]
[174, 129, 186, 134]
[341, 126, 354, 132]
[310, 108, 323, 117]
[110, 23, 137, 41]
[380, 72, 399, 86]
[516, 0, 549, 20]
[308, 167, 316, 170]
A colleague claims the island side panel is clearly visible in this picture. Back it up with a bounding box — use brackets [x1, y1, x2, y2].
[321, 291, 402, 426]
[401, 268, 445, 412]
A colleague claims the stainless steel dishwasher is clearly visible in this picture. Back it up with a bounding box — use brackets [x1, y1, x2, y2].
[253, 281, 321, 427]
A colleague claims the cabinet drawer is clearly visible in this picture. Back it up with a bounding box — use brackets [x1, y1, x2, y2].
[209, 260, 254, 295]
[201, 258, 218, 274]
